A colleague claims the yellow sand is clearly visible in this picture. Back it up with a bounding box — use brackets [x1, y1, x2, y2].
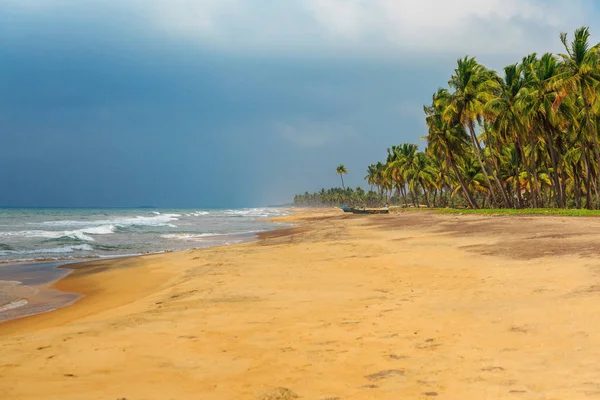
[2, 209, 600, 399]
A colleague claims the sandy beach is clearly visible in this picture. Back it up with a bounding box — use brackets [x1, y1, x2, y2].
[3, 209, 600, 399]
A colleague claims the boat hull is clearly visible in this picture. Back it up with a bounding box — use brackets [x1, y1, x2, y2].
[350, 208, 389, 215]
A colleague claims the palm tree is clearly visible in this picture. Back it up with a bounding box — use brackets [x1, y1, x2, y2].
[364, 164, 378, 191]
[336, 164, 348, 190]
[445, 57, 511, 207]
[387, 144, 419, 206]
[425, 88, 478, 208]
[404, 152, 435, 207]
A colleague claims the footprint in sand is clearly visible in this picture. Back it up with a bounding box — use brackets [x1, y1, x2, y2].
[387, 354, 408, 360]
[257, 387, 298, 400]
[365, 369, 405, 382]
[509, 390, 527, 395]
[481, 366, 505, 372]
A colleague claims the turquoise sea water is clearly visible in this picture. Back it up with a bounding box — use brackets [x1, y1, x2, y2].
[0, 207, 289, 321]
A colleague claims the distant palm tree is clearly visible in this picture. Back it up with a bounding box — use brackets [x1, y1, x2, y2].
[336, 164, 348, 190]
[364, 164, 378, 192]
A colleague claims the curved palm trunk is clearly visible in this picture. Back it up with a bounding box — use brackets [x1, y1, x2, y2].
[514, 172, 523, 208]
[514, 140, 524, 209]
[543, 122, 565, 208]
[527, 134, 540, 208]
[467, 121, 498, 206]
[483, 123, 512, 208]
[409, 187, 418, 208]
[583, 149, 594, 209]
[400, 185, 409, 207]
[448, 153, 477, 209]
[419, 180, 431, 208]
[582, 96, 600, 209]
[340, 175, 345, 190]
[573, 163, 582, 209]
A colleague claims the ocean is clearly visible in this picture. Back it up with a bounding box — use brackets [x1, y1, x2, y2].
[0, 207, 290, 322]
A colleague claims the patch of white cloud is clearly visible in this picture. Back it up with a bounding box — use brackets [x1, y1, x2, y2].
[138, 0, 593, 56]
[3, 0, 596, 57]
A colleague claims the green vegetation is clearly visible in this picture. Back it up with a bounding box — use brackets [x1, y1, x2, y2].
[434, 208, 600, 216]
[296, 27, 600, 211]
[293, 187, 385, 207]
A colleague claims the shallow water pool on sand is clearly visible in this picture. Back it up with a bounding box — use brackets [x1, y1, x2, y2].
[0, 261, 81, 323]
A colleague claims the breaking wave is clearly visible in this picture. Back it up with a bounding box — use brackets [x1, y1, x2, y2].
[161, 230, 265, 241]
[0, 299, 28, 313]
[5, 214, 182, 242]
[0, 244, 93, 256]
[223, 208, 289, 218]
[0, 208, 288, 262]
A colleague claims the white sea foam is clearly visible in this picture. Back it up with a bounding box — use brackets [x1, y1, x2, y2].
[185, 211, 210, 217]
[39, 213, 181, 228]
[0, 299, 28, 313]
[223, 208, 289, 218]
[0, 227, 113, 242]
[79, 224, 116, 235]
[161, 230, 265, 241]
[0, 209, 287, 263]
[8, 214, 181, 241]
[0, 244, 93, 256]
[161, 233, 224, 240]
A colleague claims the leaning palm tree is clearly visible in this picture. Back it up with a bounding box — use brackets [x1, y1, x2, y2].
[445, 57, 511, 207]
[425, 88, 478, 208]
[336, 164, 348, 190]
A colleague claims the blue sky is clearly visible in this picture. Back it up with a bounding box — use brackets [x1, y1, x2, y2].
[1, 0, 599, 207]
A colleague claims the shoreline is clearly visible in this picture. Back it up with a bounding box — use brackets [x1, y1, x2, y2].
[5, 209, 600, 398]
[0, 210, 296, 327]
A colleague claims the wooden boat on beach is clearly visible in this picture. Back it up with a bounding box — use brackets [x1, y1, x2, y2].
[350, 208, 389, 215]
[340, 206, 352, 212]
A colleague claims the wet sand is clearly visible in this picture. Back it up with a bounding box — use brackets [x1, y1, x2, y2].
[0, 261, 80, 323]
[3, 209, 600, 399]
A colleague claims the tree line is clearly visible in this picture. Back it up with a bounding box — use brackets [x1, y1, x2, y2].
[296, 27, 600, 209]
[293, 187, 387, 207]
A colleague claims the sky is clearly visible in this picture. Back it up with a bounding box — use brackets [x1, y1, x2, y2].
[1, 0, 600, 208]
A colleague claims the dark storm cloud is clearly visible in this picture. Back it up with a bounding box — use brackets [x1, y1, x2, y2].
[0, 1, 596, 206]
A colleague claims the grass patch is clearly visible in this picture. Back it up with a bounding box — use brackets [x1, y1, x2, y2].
[433, 208, 600, 216]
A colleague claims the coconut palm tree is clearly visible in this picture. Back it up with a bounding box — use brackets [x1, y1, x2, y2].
[425, 88, 478, 208]
[364, 164, 378, 191]
[336, 164, 348, 190]
[404, 152, 435, 207]
[445, 57, 511, 207]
